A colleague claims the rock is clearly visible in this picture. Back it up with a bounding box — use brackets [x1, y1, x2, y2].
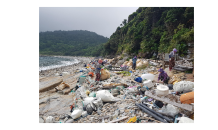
[65, 119, 74, 123]
[39, 77, 63, 92]
[39, 117, 44, 123]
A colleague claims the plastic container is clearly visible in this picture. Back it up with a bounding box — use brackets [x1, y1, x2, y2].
[71, 109, 83, 119]
[143, 79, 154, 88]
[141, 74, 155, 81]
[180, 91, 194, 104]
[79, 76, 86, 85]
[156, 84, 169, 96]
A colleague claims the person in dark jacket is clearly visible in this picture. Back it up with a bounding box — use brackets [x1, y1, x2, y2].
[132, 56, 137, 70]
[95, 60, 102, 81]
[169, 48, 177, 71]
[158, 68, 169, 84]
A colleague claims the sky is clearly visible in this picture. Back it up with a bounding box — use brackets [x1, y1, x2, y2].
[39, 7, 138, 38]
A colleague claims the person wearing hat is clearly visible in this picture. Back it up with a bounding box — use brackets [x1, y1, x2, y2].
[94, 59, 102, 81]
[132, 56, 137, 70]
[169, 48, 177, 71]
[158, 68, 169, 84]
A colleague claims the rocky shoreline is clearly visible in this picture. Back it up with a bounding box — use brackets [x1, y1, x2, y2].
[39, 56, 93, 78]
[39, 55, 194, 123]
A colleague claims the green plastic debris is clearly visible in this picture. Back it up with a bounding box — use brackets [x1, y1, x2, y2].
[89, 92, 96, 97]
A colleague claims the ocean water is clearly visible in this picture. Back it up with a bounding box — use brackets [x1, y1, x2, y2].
[39, 56, 79, 71]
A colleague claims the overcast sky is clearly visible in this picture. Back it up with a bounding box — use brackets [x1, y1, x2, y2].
[39, 7, 138, 38]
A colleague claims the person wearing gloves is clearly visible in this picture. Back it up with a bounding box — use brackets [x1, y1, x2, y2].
[95, 59, 102, 81]
[169, 48, 177, 71]
[132, 56, 137, 70]
[157, 68, 169, 84]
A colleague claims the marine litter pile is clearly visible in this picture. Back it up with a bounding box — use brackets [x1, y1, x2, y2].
[39, 56, 194, 123]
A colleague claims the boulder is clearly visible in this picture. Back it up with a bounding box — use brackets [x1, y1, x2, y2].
[39, 95, 73, 116]
[39, 77, 63, 93]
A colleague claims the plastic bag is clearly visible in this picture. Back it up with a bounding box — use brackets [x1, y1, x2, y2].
[96, 90, 115, 102]
[161, 104, 179, 117]
[82, 111, 88, 117]
[77, 86, 88, 98]
[71, 109, 83, 119]
[89, 92, 96, 97]
[135, 77, 142, 83]
[127, 116, 137, 123]
[92, 97, 103, 110]
[46, 116, 54, 123]
[86, 103, 94, 115]
[83, 97, 95, 106]
[179, 117, 194, 123]
[111, 89, 120, 96]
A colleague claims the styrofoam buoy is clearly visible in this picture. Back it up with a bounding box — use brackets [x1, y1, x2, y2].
[156, 84, 169, 96]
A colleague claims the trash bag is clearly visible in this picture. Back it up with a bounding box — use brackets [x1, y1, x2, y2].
[173, 81, 194, 92]
[154, 100, 164, 108]
[92, 97, 103, 110]
[71, 109, 83, 119]
[167, 84, 173, 90]
[86, 103, 94, 115]
[135, 77, 142, 83]
[100, 69, 110, 80]
[142, 79, 154, 88]
[96, 90, 115, 102]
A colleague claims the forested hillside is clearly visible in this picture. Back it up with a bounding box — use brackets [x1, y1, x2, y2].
[39, 30, 109, 56]
[103, 7, 194, 58]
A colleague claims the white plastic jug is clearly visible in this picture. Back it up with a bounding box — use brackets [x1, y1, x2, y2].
[71, 109, 83, 119]
[156, 84, 169, 96]
[141, 74, 155, 81]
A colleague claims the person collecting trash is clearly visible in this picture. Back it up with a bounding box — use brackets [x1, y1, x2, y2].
[95, 59, 102, 81]
[169, 48, 177, 71]
[157, 68, 170, 84]
[132, 56, 137, 70]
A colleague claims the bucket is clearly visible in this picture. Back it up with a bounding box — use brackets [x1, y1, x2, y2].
[156, 84, 169, 96]
[141, 74, 155, 81]
[180, 91, 194, 104]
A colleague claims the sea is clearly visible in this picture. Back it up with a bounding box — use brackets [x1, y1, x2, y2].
[39, 56, 79, 71]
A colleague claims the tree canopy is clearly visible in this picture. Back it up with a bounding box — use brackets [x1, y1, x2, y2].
[39, 30, 109, 56]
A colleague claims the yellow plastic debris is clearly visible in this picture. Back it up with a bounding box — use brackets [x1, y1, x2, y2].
[173, 81, 178, 85]
[85, 90, 90, 96]
[127, 116, 137, 123]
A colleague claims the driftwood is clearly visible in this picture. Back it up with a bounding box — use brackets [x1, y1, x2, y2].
[108, 116, 129, 123]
